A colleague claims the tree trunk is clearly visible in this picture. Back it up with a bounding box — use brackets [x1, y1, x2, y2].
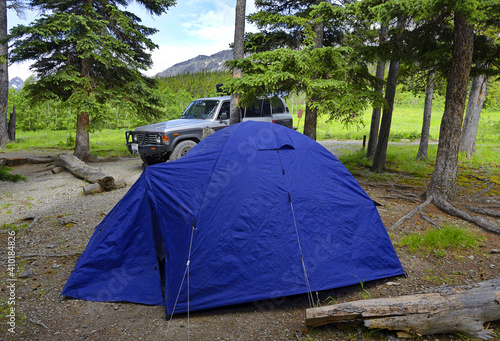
[459, 70, 487, 157]
[303, 0, 324, 140]
[312, 0, 324, 48]
[427, 13, 474, 199]
[306, 278, 500, 340]
[366, 25, 388, 161]
[0, 0, 9, 149]
[303, 102, 317, 141]
[73, 111, 92, 161]
[8, 105, 16, 141]
[230, 0, 246, 125]
[74, 55, 92, 161]
[371, 59, 400, 172]
[416, 70, 435, 160]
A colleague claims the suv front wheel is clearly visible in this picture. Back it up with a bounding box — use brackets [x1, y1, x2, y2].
[170, 140, 197, 161]
[141, 154, 169, 166]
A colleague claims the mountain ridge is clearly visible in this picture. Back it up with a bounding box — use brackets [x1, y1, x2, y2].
[9, 77, 25, 90]
[156, 50, 233, 78]
[8, 50, 234, 88]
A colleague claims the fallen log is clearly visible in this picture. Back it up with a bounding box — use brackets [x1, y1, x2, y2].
[51, 166, 64, 174]
[26, 156, 55, 164]
[83, 179, 126, 195]
[306, 278, 500, 340]
[0, 156, 55, 166]
[55, 154, 114, 190]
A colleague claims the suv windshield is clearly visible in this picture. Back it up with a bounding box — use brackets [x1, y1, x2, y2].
[181, 100, 220, 119]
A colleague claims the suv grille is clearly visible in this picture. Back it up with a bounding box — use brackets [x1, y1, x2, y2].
[135, 132, 159, 145]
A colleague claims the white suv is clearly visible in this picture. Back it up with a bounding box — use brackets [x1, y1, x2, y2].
[126, 95, 293, 165]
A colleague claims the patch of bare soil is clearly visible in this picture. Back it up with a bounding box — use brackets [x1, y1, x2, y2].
[0, 148, 499, 341]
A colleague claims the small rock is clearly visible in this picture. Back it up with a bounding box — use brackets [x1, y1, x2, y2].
[18, 268, 34, 278]
[385, 336, 399, 341]
[468, 255, 474, 260]
[52, 264, 62, 269]
[386, 281, 400, 286]
[491, 264, 495, 269]
[57, 217, 76, 226]
[490, 249, 500, 254]
[46, 244, 55, 249]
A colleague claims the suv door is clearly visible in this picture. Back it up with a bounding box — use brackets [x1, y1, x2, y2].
[213, 101, 231, 131]
[270, 97, 293, 128]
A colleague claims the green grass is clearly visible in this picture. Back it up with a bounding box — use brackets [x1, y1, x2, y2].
[2, 104, 500, 165]
[290, 103, 500, 145]
[0, 166, 27, 182]
[4, 129, 130, 158]
[338, 145, 437, 180]
[399, 225, 484, 256]
[1, 222, 29, 232]
[291, 104, 446, 142]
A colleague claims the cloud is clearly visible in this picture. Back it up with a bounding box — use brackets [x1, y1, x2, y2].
[8, 0, 261, 80]
[8, 62, 33, 81]
[143, 0, 259, 76]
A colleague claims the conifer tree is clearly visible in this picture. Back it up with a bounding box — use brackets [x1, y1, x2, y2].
[9, 0, 175, 160]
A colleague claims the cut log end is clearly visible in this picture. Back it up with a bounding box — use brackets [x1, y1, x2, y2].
[83, 179, 126, 195]
[97, 176, 115, 190]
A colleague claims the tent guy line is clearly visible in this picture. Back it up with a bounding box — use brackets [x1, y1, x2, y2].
[278, 147, 316, 309]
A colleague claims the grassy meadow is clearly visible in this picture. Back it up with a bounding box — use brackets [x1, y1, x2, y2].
[3, 102, 500, 174]
[292, 103, 500, 145]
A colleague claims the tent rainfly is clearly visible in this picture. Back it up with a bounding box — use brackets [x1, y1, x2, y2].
[62, 121, 405, 314]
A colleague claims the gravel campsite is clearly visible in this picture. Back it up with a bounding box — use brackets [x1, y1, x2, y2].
[1, 144, 499, 341]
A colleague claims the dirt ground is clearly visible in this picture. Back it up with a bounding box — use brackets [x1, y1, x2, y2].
[0, 145, 499, 341]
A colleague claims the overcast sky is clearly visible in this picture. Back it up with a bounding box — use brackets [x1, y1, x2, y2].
[7, 0, 258, 80]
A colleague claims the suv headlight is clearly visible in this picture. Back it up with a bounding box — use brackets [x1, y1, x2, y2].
[133, 134, 138, 142]
[157, 134, 169, 144]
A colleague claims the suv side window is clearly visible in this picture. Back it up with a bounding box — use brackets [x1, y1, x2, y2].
[218, 101, 230, 119]
[244, 101, 261, 117]
[262, 100, 272, 116]
[271, 97, 285, 114]
[244, 99, 272, 117]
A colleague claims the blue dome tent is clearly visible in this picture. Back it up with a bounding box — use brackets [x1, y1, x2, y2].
[62, 121, 404, 314]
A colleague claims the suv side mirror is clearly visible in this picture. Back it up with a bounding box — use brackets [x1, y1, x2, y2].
[219, 112, 228, 121]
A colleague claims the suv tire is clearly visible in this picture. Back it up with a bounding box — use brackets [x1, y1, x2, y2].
[170, 140, 197, 161]
[141, 154, 169, 166]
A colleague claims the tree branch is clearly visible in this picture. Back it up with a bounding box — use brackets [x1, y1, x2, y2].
[418, 205, 440, 229]
[389, 195, 433, 230]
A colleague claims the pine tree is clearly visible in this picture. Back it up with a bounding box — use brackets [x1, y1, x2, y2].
[8, 0, 175, 160]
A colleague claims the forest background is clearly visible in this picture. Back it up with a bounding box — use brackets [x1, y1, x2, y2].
[4, 69, 500, 158]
